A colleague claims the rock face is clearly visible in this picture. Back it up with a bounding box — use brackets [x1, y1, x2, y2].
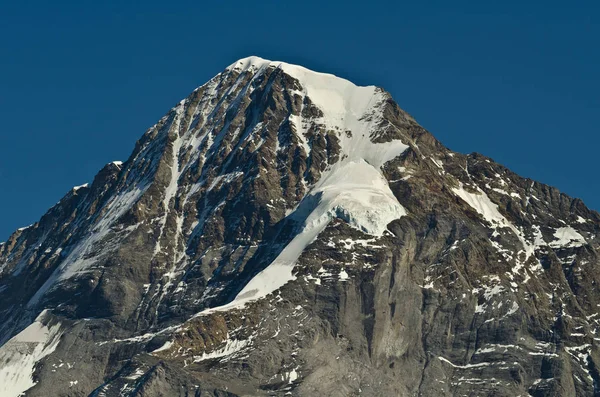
[1, 56, 600, 396]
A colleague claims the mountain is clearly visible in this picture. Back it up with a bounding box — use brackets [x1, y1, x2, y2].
[1, 56, 600, 396]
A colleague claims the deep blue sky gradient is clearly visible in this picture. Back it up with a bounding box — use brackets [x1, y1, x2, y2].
[1, 1, 598, 240]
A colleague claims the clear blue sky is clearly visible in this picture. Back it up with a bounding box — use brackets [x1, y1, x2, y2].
[1, 1, 598, 241]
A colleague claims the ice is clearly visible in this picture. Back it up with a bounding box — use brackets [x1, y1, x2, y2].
[12, 321, 52, 343]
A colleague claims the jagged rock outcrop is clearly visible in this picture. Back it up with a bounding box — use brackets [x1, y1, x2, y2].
[1, 56, 600, 396]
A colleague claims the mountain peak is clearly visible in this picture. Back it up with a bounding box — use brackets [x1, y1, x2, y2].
[226, 55, 374, 88]
[223, 56, 396, 154]
[1, 58, 600, 396]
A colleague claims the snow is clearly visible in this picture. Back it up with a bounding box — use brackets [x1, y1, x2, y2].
[0, 312, 62, 397]
[151, 340, 174, 353]
[125, 368, 146, 381]
[192, 337, 251, 362]
[311, 160, 407, 236]
[483, 284, 504, 300]
[549, 226, 586, 248]
[25, 97, 193, 305]
[430, 158, 444, 170]
[207, 171, 244, 192]
[72, 183, 88, 191]
[287, 368, 299, 383]
[475, 344, 522, 355]
[339, 237, 384, 250]
[491, 187, 509, 196]
[452, 184, 506, 226]
[153, 106, 185, 256]
[497, 301, 520, 318]
[288, 114, 312, 156]
[437, 356, 491, 369]
[528, 351, 559, 357]
[339, 269, 349, 280]
[565, 344, 594, 383]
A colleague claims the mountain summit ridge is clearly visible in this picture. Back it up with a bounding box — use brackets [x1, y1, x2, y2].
[226, 55, 378, 88]
[1, 57, 599, 396]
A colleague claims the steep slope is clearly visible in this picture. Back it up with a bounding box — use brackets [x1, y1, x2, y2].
[1, 56, 600, 396]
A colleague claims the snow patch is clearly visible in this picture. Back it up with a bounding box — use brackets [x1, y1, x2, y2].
[438, 356, 491, 369]
[287, 368, 299, 383]
[152, 340, 174, 353]
[549, 226, 586, 248]
[339, 269, 349, 280]
[0, 312, 62, 397]
[452, 184, 506, 226]
[72, 183, 88, 191]
[192, 337, 251, 362]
